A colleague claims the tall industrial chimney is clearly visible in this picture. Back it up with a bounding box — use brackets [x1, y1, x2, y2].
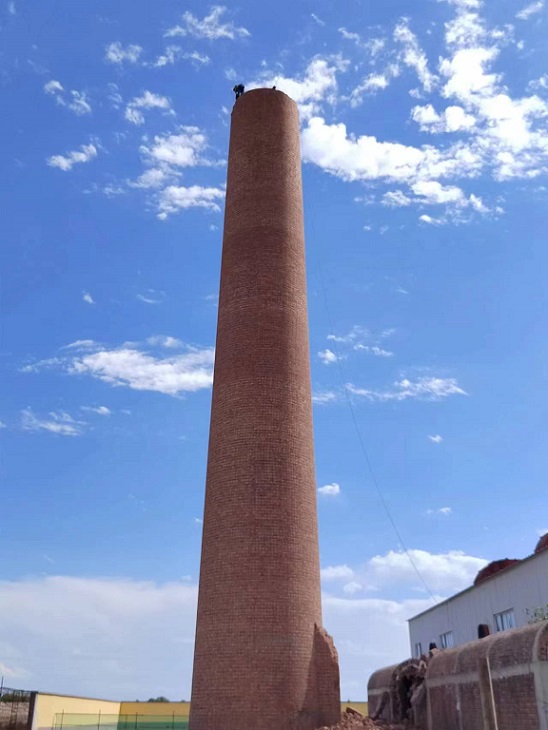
[189, 88, 340, 730]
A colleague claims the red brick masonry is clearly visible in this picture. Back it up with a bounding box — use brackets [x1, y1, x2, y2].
[368, 621, 548, 730]
[189, 89, 340, 730]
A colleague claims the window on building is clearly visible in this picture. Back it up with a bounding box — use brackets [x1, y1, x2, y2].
[494, 609, 515, 632]
[440, 631, 454, 649]
[414, 642, 422, 657]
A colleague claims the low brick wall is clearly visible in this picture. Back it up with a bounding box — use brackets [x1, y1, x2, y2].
[367, 621, 548, 730]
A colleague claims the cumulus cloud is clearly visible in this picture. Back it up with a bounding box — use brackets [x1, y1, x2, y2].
[321, 565, 354, 581]
[5, 553, 487, 707]
[366, 549, 485, 592]
[20, 408, 86, 436]
[47, 144, 97, 172]
[250, 56, 348, 120]
[23, 338, 215, 397]
[140, 128, 209, 168]
[318, 482, 341, 496]
[105, 42, 143, 64]
[156, 185, 225, 218]
[44, 79, 91, 115]
[346, 376, 467, 402]
[166, 6, 250, 40]
[125, 91, 172, 125]
[318, 349, 338, 365]
[295, 0, 548, 219]
[0, 572, 441, 700]
[125, 127, 224, 218]
[82, 291, 95, 304]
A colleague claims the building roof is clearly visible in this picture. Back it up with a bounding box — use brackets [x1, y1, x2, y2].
[408, 543, 548, 623]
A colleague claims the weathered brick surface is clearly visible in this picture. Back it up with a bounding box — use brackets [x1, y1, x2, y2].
[189, 89, 340, 730]
[368, 621, 548, 730]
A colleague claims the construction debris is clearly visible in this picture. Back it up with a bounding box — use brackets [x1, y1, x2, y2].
[316, 706, 408, 729]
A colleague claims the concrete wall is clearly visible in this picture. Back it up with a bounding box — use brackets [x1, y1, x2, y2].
[32, 694, 121, 730]
[409, 549, 548, 654]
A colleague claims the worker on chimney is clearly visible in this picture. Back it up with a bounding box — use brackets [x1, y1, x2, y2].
[233, 84, 245, 100]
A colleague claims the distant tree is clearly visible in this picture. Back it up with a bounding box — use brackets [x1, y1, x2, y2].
[147, 697, 170, 703]
[525, 604, 548, 624]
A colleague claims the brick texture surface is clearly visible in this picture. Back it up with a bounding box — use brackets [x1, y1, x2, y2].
[189, 89, 340, 730]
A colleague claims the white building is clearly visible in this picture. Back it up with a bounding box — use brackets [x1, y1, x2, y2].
[408, 536, 548, 658]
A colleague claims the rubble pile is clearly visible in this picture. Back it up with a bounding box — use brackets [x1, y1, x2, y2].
[316, 706, 407, 729]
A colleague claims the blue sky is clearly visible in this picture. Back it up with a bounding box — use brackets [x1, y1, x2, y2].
[1, 0, 548, 702]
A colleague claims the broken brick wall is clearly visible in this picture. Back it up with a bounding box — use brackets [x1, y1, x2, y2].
[368, 621, 548, 730]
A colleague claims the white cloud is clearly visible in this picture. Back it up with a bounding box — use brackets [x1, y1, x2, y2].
[44, 79, 91, 115]
[312, 391, 338, 405]
[394, 18, 437, 92]
[537, 528, 548, 537]
[250, 56, 348, 120]
[347, 376, 467, 402]
[321, 565, 354, 581]
[516, 1, 544, 19]
[412, 103, 476, 133]
[426, 506, 453, 515]
[81, 406, 111, 416]
[152, 47, 211, 69]
[136, 289, 165, 305]
[166, 6, 250, 40]
[125, 91, 172, 125]
[157, 185, 225, 219]
[318, 482, 341, 496]
[382, 190, 413, 207]
[21, 408, 86, 437]
[327, 325, 370, 345]
[146, 336, 183, 349]
[0, 421, 7, 429]
[25, 339, 215, 397]
[128, 127, 224, 218]
[105, 42, 143, 64]
[311, 13, 325, 26]
[62, 340, 99, 350]
[69, 343, 214, 396]
[354, 345, 394, 358]
[140, 128, 209, 168]
[47, 144, 97, 172]
[343, 581, 363, 595]
[0, 549, 484, 700]
[367, 548, 484, 592]
[82, 290, 95, 304]
[350, 65, 400, 107]
[318, 348, 338, 365]
[428, 434, 443, 443]
[302, 117, 436, 183]
[0, 576, 198, 699]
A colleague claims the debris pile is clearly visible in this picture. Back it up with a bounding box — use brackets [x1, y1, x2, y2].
[316, 706, 407, 729]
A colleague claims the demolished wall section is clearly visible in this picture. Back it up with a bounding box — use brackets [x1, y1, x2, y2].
[367, 620, 548, 730]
